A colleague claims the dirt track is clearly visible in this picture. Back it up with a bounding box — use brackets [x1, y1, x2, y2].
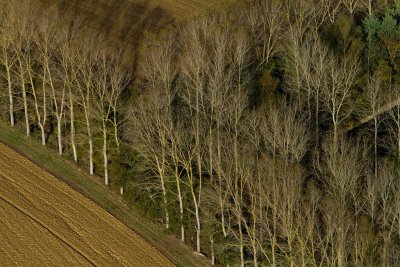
[0, 143, 174, 266]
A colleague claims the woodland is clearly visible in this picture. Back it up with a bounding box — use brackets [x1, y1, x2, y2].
[2, 0, 400, 266]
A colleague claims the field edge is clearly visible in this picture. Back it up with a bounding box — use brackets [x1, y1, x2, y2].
[0, 122, 211, 267]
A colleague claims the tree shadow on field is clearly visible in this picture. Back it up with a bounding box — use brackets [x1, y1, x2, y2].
[43, 0, 174, 64]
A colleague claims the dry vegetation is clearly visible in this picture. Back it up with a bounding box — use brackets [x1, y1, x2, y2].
[38, 0, 228, 52]
[147, 0, 231, 19]
[0, 142, 174, 267]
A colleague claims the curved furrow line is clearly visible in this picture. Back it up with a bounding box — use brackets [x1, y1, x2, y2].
[0, 195, 97, 266]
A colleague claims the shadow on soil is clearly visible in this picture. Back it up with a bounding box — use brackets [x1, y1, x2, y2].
[42, 0, 174, 56]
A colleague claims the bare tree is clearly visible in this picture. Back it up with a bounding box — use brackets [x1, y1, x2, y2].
[263, 102, 310, 164]
[179, 18, 210, 254]
[360, 75, 386, 179]
[260, 102, 310, 266]
[246, 0, 285, 68]
[316, 137, 364, 267]
[128, 33, 179, 229]
[0, 4, 17, 127]
[92, 51, 112, 185]
[201, 21, 236, 241]
[368, 163, 397, 266]
[284, 28, 308, 106]
[386, 83, 400, 162]
[27, 20, 52, 146]
[224, 29, 253, 266]
[58, 27, 79, 162]
[11, 0, 37, 137]
[361, 0, 375, 17]
[320, 53, 359, 147]
[140, 32, 185, 238]
[75, 36, 96, 175]
[108, 50, 129, 155]
[129, 89, 171, 229]
[35, 10, 64, 149]
[308, 37, 331, 146]
[341, 0, 362, 15]
[322, 0, 342, 23]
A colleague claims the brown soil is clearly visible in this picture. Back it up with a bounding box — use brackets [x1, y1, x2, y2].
[0, 143, 174, 267]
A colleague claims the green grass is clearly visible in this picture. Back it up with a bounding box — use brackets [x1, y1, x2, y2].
[0, 121, 210, 267]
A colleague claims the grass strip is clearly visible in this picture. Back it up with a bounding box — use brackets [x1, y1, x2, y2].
[0, 122, 210, 267]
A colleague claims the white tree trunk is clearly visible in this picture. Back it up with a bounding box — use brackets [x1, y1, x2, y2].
[103, 124, 109, 186]
[57, 116, 62, 155]
[374, 118, 378, 179]
[21, 77, 30, 136]
[69, 94, 78, 162]
[113, 114, 120, 154]
[239, 221, 244, 267]
[39, 124, 46, 146]
[6, 67, 14, 127]
[72, 141, 78, 163]
[160, 175, 169, 229]
[398, 120, 400, 162]
[194, 201, 201, 254]
[210, 235, 215, 265]
[174, 172, 185, 242]
[221, 211, 227, 237]
[89, 138, 94, 175]
[85, 108, 94, 175]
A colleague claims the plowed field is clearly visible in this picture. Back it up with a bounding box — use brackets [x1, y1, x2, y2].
[0, 143, 174, 266]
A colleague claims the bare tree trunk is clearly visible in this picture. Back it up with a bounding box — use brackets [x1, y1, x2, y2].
[174, 168, 185, 242]
[69, 89, 78, 162]
[239, 221, 245, 267]
[210, 235, 215, 265]
[40, 125, 46, 145]
[57, 115, 63, 155]
[315, 90, 320, 146]
[18, 59, 30, 136]
[113, 114, 120, 154]
[161, 174, 169, 229]
[186, 166, 201, 254]
[156, 156, 170, 229]
[83, 101, 94, 175]
[83, 103, 94, 175]
[103, 121, 109, 185]
[5, 65, 14, 127]
[194, 199, 201, 254]
[374, 117, 378, 179]
[89, 136, 94, 175]
[29, 62, 47, 146]
[397, 107, 400, 162]
[216, 129, 228, 238]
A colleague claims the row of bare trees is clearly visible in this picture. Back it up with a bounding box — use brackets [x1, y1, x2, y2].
[0, 0, 129, 185]
[2, 0, 400, 266]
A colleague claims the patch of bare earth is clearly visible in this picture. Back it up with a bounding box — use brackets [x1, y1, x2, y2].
[0, 143, 174, 267]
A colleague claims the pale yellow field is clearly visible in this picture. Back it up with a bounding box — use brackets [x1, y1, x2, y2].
[0, 143, 174, 267]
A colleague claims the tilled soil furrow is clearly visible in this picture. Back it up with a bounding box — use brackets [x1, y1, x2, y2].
[1, 195, 97, 265]
[0, 199, 92, 266]
[0, 155, 149, 265]
[0, 143, 174, 267]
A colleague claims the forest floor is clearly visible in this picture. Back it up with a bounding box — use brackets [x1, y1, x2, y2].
[0, 122, 210, 267]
